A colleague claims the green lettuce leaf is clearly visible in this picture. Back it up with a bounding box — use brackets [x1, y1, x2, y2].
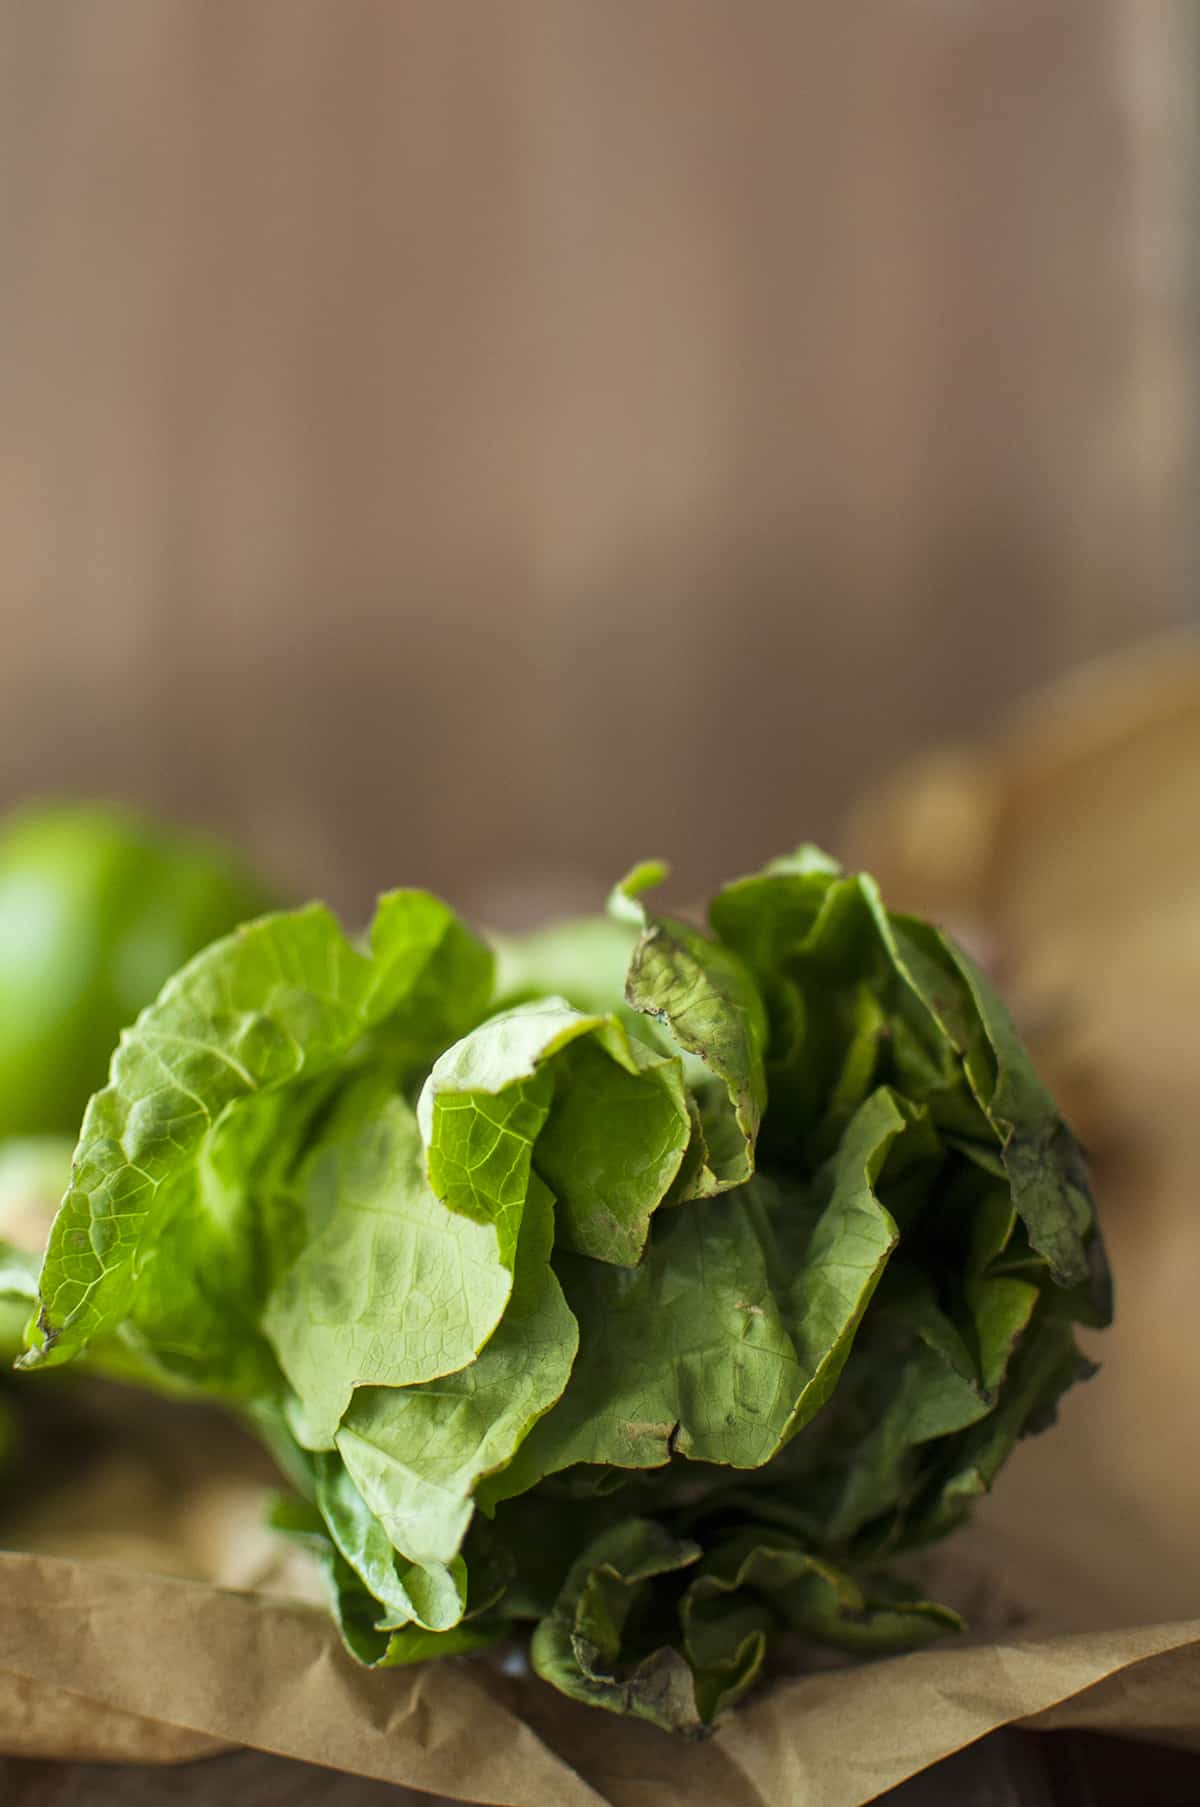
[263, 1077, 514, 1450]
[612, 863, 768, 1195]
[334, 1171, 578, 1567]
[529, 1518, 705, 1733]
[487, 1087, 906, 1491]
[709, 857, 1107, 1315]
[887, 917, 1109, 1313]
[21, 891, 493, 1380]
[528, 1516, 959, 1734]
[418, 997, 693, 1268]
[681, 1527, 959, 1673]
[269, 1495, 506, 1666]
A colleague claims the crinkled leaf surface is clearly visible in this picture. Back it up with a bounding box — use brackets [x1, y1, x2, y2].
[490, 1088, 905, 1491]
[530, 1518, 704, 1733]
[22, 891, 491, 1374]
[613, 865, 768, 1195]
[419, 998, 693, 1268]
[711, 858, 1106, 1289]
[681, 1526, 959, 1674]
[524, 1508, 957, 1734]
[335, 1173, 578, 1565]
[888, 916, 1108, 1312]
[262, 1078, 515, 1449]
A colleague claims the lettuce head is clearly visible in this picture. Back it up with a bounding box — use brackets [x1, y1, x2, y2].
[19, 849, 1110, 1731]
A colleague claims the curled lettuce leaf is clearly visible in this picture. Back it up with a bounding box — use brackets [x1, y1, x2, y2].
[529, 1515, 960, 1734]
[418, 996, 695, 1268]
[529, 1518, 706, 1732]
[611, 862, 768, 1195]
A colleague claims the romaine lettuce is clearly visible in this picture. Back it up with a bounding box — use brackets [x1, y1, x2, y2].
[19, 850, 1109, 1731]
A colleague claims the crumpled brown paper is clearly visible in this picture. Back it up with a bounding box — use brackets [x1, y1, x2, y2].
[3, 635, 1200, 1804]
[1, 1549, 1199, 1807]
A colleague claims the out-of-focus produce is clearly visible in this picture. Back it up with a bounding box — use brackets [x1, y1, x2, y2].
[0, 801, 276, 1140]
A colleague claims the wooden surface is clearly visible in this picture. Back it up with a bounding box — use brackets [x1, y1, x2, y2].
[0, 2, 1189, 924]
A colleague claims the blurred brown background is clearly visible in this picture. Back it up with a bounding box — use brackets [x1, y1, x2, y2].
[0, 1, 1193, 923]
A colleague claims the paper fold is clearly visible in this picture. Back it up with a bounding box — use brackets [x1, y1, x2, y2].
[2, 1551, 1199, 1807]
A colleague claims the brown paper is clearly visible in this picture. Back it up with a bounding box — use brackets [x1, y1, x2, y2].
[0, 1551, 1198, 1806]
[4, 638, 1200, 1802]
[0, 1668, 224, 1766]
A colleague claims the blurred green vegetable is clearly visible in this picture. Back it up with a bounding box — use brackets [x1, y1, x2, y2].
[0, 802, 276, 1137]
